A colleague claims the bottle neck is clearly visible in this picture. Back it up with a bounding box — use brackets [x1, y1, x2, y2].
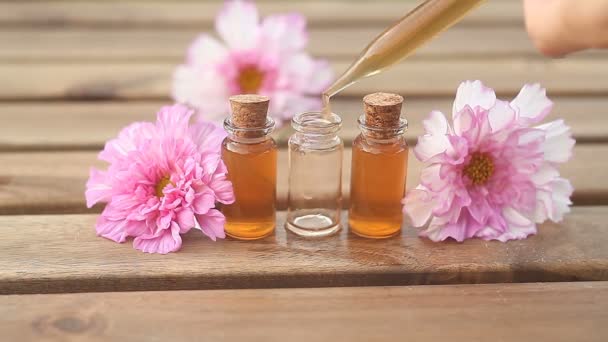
[358, 115, 407, 144]
[292, 132, 341, 149]
[291, 111, 342, 149]
[226, 134, 272, 144]
[224, 117, 275, 144]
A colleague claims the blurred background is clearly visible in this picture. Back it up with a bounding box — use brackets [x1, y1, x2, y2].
[0, 0, 606, 213]
[1, 0, 607, 144]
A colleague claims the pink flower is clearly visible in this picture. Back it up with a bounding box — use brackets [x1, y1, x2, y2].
[403, 81, 575, 242]
[172, 0, 333, 126]
[85, 104, 235, 254]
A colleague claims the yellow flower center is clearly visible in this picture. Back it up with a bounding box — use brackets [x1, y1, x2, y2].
[155, 176, 173, 198]
[463, 153, 494, 185]
[237, 66, 264, 93]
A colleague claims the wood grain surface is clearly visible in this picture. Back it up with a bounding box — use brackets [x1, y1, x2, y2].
[1, 96, 606, 151]
[0, 0, 607, 338]
[0, 1, 524, 28]
[1, 282, 606, 341]
[0, 144, 604, 215]
[2, 59, 607, 100]
[2, 26, 605, 62]
[1, 207, 607, 294]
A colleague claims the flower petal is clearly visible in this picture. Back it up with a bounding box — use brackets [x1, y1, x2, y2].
[530, 163, 560, 186]
[305, 60, 334, 94]
[417, 216, 448, 241]
[423, 110, 450, 135]
[189, 121, 226, 153]
[196, 209, 227, 241]
[177, 208, 196, 232]
[260, 13, 308, 54]
[280, 53, 334, 94]
[487, 100, 516, 133]
[453, 106, 475, 137]
[535, 177, 573, 223]
[402, 187, 434, 227]
[452, 80, 496, 115]
[193, 189, 216, 214]
[98, 122, 156, 164]
[420, 163, 449, 192]
[422, 134, 469, 165]
[536, 119, 575, 163]
[475, 214, 508, 239]
[156, 212, 173, 230]
[215, 0, 260, 50]
[466, 193, 494, 225]
[209, 176, 235, 205]
[547, 178, 573, 222]
[85, 168, 112, 208]
[133, 224, 183, 254]
[414, 111, 453, 162]
[516, 128, 546, 147]
[200, 153, 222, 182]
[511, 83, 553, 125]
[156, 104, 194, 137]
[95, 216, 128, 243]
[171, 66, 230, 124]
[271, 93, 322, 124]
[419, 212, 480, 242]
[124, 220, 149, 237]
[491, 207, 537, 242]
[187, 34, 228, 66]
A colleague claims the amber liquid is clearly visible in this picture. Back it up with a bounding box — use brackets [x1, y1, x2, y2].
[322, 0, 485, 116]
[349, 135, 408, 238]
[221, 138, 277, 240]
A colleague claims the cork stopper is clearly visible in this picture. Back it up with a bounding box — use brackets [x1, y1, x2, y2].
[363, 92, 403, 128]
[229, 94, 269, 128]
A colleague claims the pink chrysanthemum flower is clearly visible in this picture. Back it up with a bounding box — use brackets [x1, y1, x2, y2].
[172, 0, 333, 125]
[85, 104, 235, 254]
[403, 80, 575, 242]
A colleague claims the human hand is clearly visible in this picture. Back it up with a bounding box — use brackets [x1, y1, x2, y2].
[523, 0, 608, 57]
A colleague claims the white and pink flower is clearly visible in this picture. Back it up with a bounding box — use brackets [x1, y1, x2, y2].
[85, 104, 234, 254]
[403, 80, 575, 242]
[172, 0, 334, 125]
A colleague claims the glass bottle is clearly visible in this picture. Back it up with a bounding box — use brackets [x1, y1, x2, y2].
[349, 93, 408, 238]
[286, 111, 343, 237]
[222, 95, 277, 240]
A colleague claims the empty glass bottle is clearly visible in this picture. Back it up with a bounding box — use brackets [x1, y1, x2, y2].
[286, 111, 343, 237]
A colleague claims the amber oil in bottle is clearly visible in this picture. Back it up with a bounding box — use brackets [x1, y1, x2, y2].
[222, 95, 277, 240]
[349, 93, 408, 238]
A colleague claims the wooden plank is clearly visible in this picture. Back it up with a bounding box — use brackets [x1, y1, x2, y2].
[0, 151, 106, 215]
[335, 96, 608, 145]
[0, 144, 604, 215]
[2, 59, 608, 100]
[1, 97, 605, 151]
[0, 1, 523, 29]
[2, 26, 605, 62]
[0, 102, 157, 151]
[1, 207, 608, 294]
[1, 283, 606, 341]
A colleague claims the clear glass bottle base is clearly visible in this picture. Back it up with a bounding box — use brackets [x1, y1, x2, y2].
[286, 212, 341, 237]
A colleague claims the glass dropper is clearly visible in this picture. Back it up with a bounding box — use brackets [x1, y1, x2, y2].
[323, 0, 486, 109]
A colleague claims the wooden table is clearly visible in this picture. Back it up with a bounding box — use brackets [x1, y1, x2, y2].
[1, 0, 607, 341]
